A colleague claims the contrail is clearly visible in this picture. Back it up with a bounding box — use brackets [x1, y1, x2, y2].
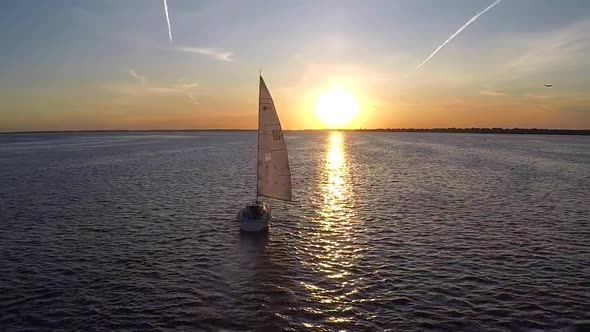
[162, 0, 172, 43]
[416, 0, 501, 69]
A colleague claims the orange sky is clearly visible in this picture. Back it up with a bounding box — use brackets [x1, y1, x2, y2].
[1, 1, 589, 132]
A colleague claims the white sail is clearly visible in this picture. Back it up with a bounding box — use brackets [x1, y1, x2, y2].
[257, 77, 292, 201]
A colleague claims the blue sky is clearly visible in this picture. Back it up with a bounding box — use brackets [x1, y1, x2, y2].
[1, 0, 589, 131]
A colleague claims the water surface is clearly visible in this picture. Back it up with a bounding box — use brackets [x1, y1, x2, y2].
[1, 131, 589, 331]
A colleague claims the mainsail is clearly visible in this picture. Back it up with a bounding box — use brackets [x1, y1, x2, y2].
[257, 76, 292, 201]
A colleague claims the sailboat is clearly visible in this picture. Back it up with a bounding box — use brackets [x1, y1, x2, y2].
[236, 75, 292, 232]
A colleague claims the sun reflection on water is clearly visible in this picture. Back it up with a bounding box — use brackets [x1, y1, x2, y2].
[320, 132, 354, 222]
[301, 131, 363, 329]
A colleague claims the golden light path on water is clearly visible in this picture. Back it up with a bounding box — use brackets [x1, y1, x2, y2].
[301, 131, 366, 328]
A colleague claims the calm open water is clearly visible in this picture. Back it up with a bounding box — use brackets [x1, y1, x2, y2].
[1, 131, 589, 331]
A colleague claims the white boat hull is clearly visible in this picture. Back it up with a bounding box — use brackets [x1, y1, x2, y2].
[237, 203, 271, 232]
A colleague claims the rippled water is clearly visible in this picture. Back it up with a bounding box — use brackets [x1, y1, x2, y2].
[1, 131, 589, 331]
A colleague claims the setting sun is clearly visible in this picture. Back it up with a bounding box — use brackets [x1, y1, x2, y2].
[314, 86, 360, 128]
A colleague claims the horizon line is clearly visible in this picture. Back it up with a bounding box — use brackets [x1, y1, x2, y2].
[1, 127, 589, 135]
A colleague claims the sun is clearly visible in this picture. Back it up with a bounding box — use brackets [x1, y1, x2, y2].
[314, 86, 360, 128]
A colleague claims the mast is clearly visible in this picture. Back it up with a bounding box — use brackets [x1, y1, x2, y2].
[256, 71, 261, 202]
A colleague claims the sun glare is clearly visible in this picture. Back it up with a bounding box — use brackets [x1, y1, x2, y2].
[314, 87, 360, 128]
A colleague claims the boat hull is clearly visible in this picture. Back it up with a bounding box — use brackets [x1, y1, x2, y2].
[239, 217, 269, 232]
[237, 203, 271, 232]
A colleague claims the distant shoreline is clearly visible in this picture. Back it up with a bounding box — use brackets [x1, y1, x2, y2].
[326, 128, 590, 135]
[1, 128, 589, 135]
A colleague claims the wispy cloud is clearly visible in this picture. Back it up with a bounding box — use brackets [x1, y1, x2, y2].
[146, 87, 177, 93]
[162, 0, 173, 43]
[187, 92, 199, 104]
[416, 0, 502, 70]
[176, 82, 199, 104]
[174, 83, 199, 89]
[128, 69, 146, 85]
[480, 90, 507, 97]
[177, 47, 233, 61]
[523, 93, 551, 100]
[508, 19, 590, 75]
[122, 69, 198, 104]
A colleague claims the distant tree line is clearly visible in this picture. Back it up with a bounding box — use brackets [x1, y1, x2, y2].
[314, 128, 590, 135]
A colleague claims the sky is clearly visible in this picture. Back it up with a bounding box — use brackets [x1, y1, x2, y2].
[1, 0, 589, 131]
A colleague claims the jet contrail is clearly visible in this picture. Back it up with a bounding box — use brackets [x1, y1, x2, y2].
[416, 0, 502, 69]
[162, 0, 172, 43]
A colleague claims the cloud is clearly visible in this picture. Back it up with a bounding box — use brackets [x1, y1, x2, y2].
[162, 0, 173, 43]
[523, 93, 551, 100]
[117, 70, 199, 104]
[416, 0, 502, 70]
[174, 83, 199, 89]
[177, 47, 233, 61]
[187, 92, 199, 104]
[146, 87, 178, 94]
[128, 69, 146, 85]
[176, 82, 200, 104]
[508, 19, 590, 75]
[480, 90, 507, 97]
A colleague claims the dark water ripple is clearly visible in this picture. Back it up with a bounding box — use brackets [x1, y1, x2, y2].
[1, 132, 589, 331]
